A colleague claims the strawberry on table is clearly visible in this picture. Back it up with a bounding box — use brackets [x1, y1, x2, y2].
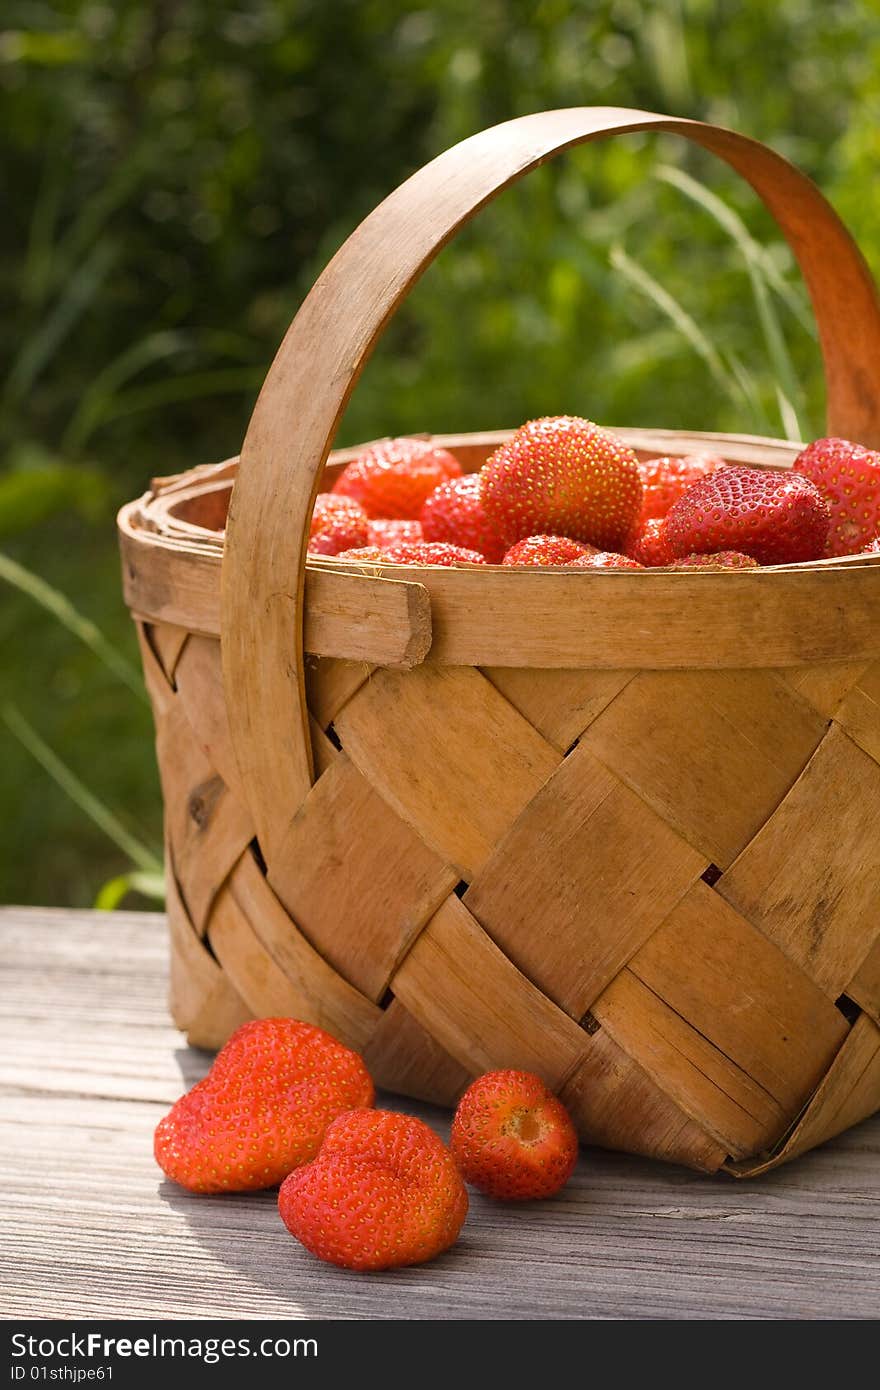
[451, 1070, 578, 1201]
[481, 416, 642, 550]
[664, 465, 829, 565]
[637, 453, 725, 523]
[421, 473, 507, 562]
[502, 534, 595, 566]
[154, 1018, 374, 1193]
[794, 437, 880, 556]
[279, 1109, 468, 1271]
[307, 493, 369, 556]
[333, 437, 462, 519]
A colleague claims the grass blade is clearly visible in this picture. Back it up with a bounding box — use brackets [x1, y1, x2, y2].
[655, 165, 814, 334]
[0, 551, 148, 701]
[2, 703, 162, 874]
[610, 244, 751, 414]
[4, 240, 117, 401]
[95, 870, 165, 911]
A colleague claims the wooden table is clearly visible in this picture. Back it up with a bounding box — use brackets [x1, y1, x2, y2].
[2, 906, 878, 1321]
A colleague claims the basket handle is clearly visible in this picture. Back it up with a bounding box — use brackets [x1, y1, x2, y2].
[222, 107, 880, 856]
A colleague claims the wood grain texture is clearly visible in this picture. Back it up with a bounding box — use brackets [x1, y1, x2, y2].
[626, 882, 849, 1113]
[120, 506, 432, 670]
[269, 754, 458, 1001]
[4, 907, 878, 1320]
[334, 664, 560, 879]
[392, 895, 591, 1090]
[219, 107, 880, 850]
[719, 726, 880, 999]
[465, 742, 706, 1017]
[581, 670, 825, 866]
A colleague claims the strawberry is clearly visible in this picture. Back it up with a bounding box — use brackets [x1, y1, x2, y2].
[421, 473, 507, 562]
[451, 1070, 578, 1201]
[481, 416, 642, 549]
[665, 465, 829, 565]
[571, 551, 643, 569]
[626, 516, 675, 567]
[307, 494, 369, 556]
[637, 452, 725, 523]
[866, 536, 880, 555]
[154, 1018, 374, 1194]
[333, 438, 462, 519]
[794, 437, 880, 556]
[336, 541, 485, 566]
[502, 534, 595, 566]
[278, 1109, 468, 1271]
[367, 518, 423, 547]
[332, 546, 389, 563]
[669, 550, 759, 570]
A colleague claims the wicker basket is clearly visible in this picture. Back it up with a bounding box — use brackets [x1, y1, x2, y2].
[119, 109, 880, 1176]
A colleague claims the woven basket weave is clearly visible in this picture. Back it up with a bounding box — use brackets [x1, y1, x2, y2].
[119, 109, 880, 1176]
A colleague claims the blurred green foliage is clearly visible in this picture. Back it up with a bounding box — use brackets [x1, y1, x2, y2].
[2, 0, 880, 905]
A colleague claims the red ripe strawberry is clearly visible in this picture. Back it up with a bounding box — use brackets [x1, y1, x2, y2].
[670, 550, 759, 570]
[308, 494, 369, 556]
[502, 534, 595, 566]
[333, 438, 462, 519]
[279, 1109, 468, 1271]
[571, 551, 643, 569]
[665, 465, 829, 565]
[333, 546, 389, 563]
[451, 1070, 578, 1201]
[866, 536, 880, 555]
[420, 473, 507, 562]
[626, 516, 675, 567]
[337, 541, 484, 566]
[383, 540, 485, 565]
[481, 417, 642, 549]
[154, 1019, 373, 1194]
[637, 453, 725, 523]
[367, 518, 423, 547]
[794, 437, 880, 556]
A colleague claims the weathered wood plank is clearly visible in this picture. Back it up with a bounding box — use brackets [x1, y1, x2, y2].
[1, 906, 878, 1321]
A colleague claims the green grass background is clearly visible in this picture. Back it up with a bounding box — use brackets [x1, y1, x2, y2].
[2, 0, 880, 905]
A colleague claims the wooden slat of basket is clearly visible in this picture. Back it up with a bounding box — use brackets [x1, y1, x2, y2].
[781, 659, 871, 718]
[834, 660, 880, 765]
[391, 895, 590, 1088]
[627, 882, 849, 1111]
[559, 1031, 728, 1173]
[165, 852, 252, 1050]
[334, 665, 561, 880]
[581, 669, 826, 867]
[155, 701, 254, 936]
[174, 634, 248, 808]
[719, 726, 880, 998]
[305, 656, 374, 728]
[591, 969, 787, 1158]
[206, 889, 322, 1022]
[481, 666, 636, 752]
[848, 940, 880, 1026]
[729, 1014, 880, 1177]
[465, 742, 706, 1017]
[362, 998, 472, 1108]
[269, 754, 458, 1002]
[417, 566, 880, 669]
[120, 511, 432, 666]
[220, 851, 381, 1051]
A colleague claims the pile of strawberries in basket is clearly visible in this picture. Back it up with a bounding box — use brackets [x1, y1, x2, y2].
[155, 1019, 579, 1273]
[307, 416, 880, 569]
